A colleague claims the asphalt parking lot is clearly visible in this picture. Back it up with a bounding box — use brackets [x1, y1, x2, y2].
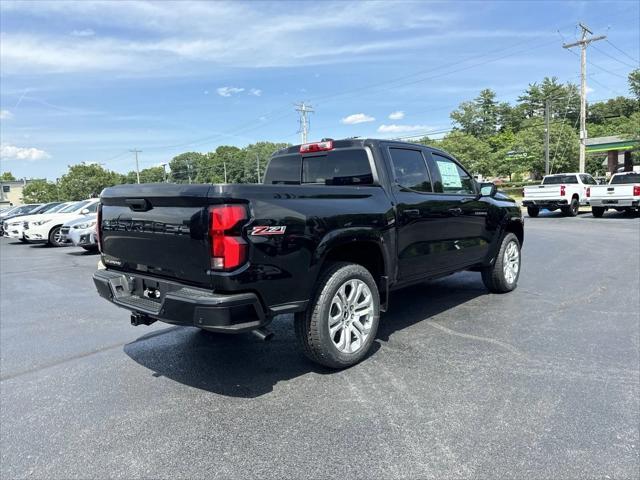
[1, 211, 639, 479]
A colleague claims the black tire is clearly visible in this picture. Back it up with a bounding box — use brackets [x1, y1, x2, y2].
[19, 237, 28, 243]
[295, 262, 380, 369]
[563, 197, 579, 217]
[592, 207, 605, 218]
[526, 206, 539, 218]
[82, 245, 99, 252]
[47, 226, 65, 247]
[481, 232, 521, 293]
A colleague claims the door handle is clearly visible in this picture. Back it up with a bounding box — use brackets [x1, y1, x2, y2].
[448, 207, 463, 216]
[404, 209, 420, 218]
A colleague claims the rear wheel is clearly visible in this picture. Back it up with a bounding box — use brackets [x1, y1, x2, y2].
[563, 197, 579, 217]
[47, 226, 65, 247]
[295, 262, 380, 369]
[19, 237, 28, 243]
[526, 206, 539, 217]
[481, 233, 521, 293]
[592, 207, 605, 218]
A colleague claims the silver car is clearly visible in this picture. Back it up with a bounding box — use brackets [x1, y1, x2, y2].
[60, 214, 98, 251]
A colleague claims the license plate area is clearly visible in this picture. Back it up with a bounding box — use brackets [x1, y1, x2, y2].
[603, 200, 618, 205]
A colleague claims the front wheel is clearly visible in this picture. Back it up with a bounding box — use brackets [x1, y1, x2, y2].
[481, 233, 521, 293]
[48, 226, 65, 247]
[592, 207, 605, 218]
[526, 206, 539, 218]
[295, 262, 380, 369]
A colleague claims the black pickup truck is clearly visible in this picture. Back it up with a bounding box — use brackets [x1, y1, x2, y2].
[94, 138, 523, 368]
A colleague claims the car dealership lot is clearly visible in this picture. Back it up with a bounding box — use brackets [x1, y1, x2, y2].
[1, 213, 638, 479]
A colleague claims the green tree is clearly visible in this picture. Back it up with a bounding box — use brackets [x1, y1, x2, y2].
[512, 120, 580, 178]
[629, 68, 640, 100]
[450, 88, 500, 138]
[123, 166, 166, 184]
[22, 180, 60, 203]
[169, 152, 205, 183]
[58, 163, 122, 200]
[588, 96, 639, 124]
[1, 172, 16, 181]
[436, 131, 493, 175]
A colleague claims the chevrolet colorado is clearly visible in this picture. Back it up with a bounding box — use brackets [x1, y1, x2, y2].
[94, 139, 524, 368]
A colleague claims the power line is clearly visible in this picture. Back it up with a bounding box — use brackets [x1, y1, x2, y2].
[592, 44, 638, 69]
[605, 39, 640, 64]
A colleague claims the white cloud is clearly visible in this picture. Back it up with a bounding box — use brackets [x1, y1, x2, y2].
[217, 86, 245, 97]
[71, 28, 95, 37]
[0, 110, 13, 120]
[388, 111, 405, 120]
[0, 143, 51, 161]
[249, 88, 262, 96]
[377, 124, 431, 133]
[341, 113, 375, 125]
[586, 86, 595, 94]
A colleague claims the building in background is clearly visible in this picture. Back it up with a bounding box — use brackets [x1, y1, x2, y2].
[0, 179, 43, 207]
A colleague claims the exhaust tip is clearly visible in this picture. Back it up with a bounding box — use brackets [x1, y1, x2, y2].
[251, 328, 274, 342]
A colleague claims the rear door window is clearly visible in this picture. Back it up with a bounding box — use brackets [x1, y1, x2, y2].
[388, 148, 432, 192]
[302, 149, 373, 185]
[431, 153, 475, 195]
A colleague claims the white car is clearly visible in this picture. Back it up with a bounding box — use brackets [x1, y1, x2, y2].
[589, 172, 640, 217]
[522, 173, 597, 217]
[24, 199, 99, 246]
[3, 202, 71, 242]
[60, 214, 98, 251]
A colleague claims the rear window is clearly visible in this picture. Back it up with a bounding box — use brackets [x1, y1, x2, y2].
[263, 154, 301, 185]
[611, 173, 640, 184]
[543, 175, 578, 185]
[264, 149, 374, 186]
[302, 149, 373, 185]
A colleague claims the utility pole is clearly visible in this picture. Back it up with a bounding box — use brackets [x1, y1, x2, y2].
[223, 161, 227, 184]
[160, 163, 168, 183]
[186, 161, 192, 184]
[295, 102, 314, 144]
[544, 99, 550, 176]
[563, 23, 605, 173]
[129, 149, 142, 183]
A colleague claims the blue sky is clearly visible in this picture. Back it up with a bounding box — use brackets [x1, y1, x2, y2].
[1, 0, 638, 180]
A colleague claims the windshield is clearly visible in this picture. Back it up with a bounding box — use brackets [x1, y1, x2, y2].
[58, 202, 80, 213]
[543, 175, 578, 185]
[611, 173, 640, 184]
[40, 203, 64, 213]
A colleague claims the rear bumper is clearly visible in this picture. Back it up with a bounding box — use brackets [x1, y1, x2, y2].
[590, 199, 639, 208]
[93, 269, 268, 333]
[522, 199, 569, 208]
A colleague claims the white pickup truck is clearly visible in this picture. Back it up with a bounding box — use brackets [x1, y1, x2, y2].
[522, 173, 597, 218]
[589, 172, 640, 217]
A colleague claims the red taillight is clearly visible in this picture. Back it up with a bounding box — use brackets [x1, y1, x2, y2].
[634, 185, 640, 196]
[560, 185, 566, 196]
[96, 203, 103, 252]
[300, 140, 333, 153]
[586, 187, 591, 197]
[209, 205, 247, 270]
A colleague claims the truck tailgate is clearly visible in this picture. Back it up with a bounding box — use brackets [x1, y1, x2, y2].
[590, 185, 636, 199]
[100, 184, 214, 287]
[524, 185, 561, 199]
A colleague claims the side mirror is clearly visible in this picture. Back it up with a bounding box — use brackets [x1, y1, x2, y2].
[81, 208, 90, 215]
[479, 182, 497, 197]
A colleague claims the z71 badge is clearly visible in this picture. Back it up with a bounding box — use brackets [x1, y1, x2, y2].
[250, 226, 287, 236]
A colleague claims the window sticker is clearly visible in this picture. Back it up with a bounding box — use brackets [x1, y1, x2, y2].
[437, 160, 462, 188]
